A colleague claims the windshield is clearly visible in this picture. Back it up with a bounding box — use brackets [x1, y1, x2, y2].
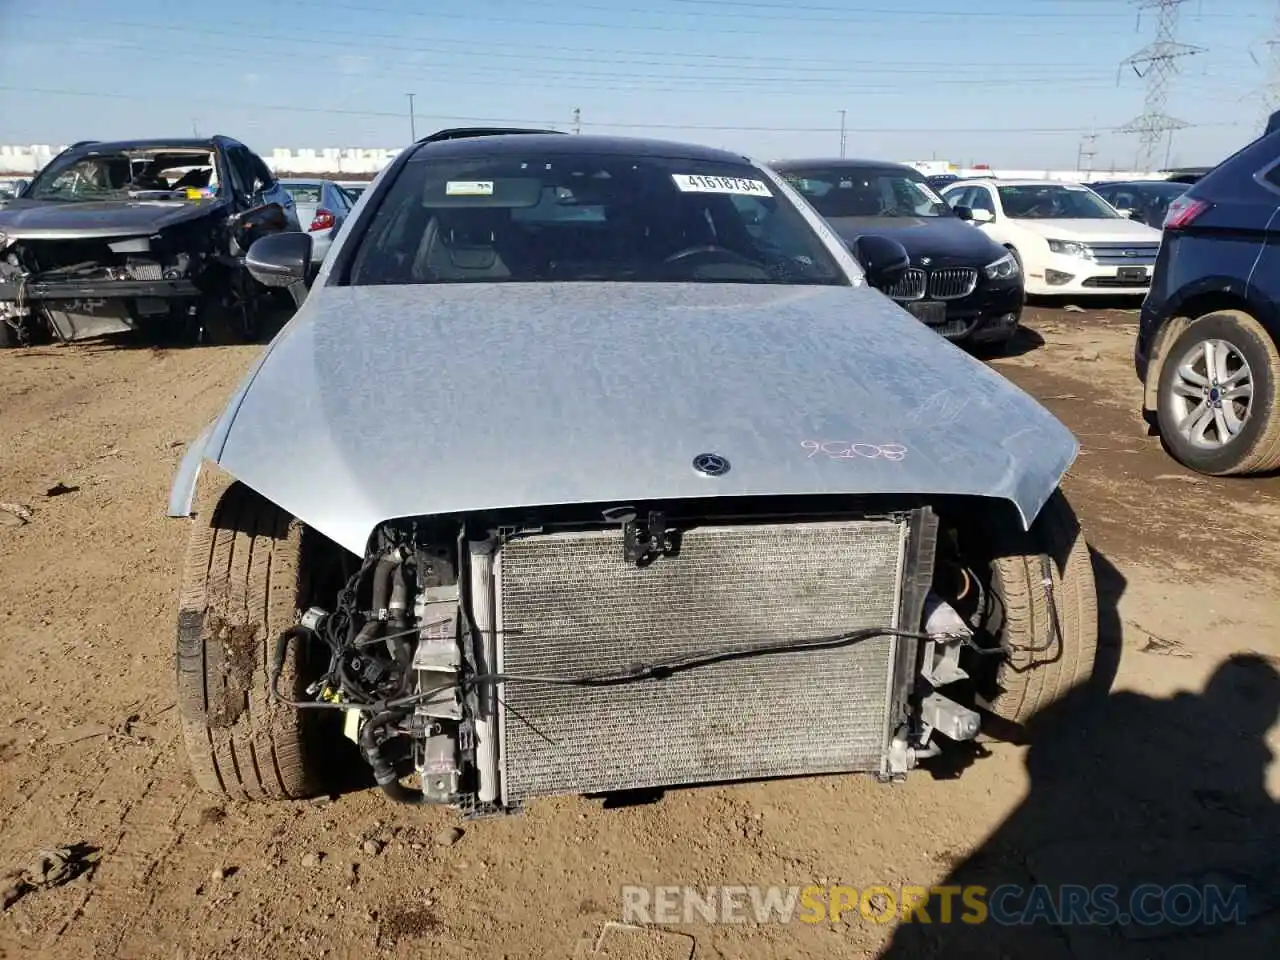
[25, 148, 221, 202]
[344, 153, 847, 286]
[780, 167, 950, 218]
[996, 184, 1119, 220]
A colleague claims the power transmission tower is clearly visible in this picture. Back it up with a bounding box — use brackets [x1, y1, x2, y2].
[1117, 0, 1204, 172]
[1077, 132, 1098, 174]
[572, 108, 582, 135]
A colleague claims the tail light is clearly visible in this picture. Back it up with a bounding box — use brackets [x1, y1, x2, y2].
[1163, 196, 1209, 230]
[309, 209, 336, 231]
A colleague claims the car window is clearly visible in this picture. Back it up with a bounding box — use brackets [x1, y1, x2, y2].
[25, 147, 221, 201]
[996, 184, 1119, 219]
[284, 183, 323, 204]
[344, 153, 848, 287]
[943, 186, 969, 208]
[967, 187, 995, 215]
[225, 147, 257, 199]
[248, 151, 276, 191]
[780, 167, 951, 218]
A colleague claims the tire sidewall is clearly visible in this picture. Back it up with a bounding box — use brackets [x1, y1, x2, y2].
[1155, 312, 1277, 474]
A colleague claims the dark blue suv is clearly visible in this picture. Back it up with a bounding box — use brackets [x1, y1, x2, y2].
[1136, 114, 1280, 475]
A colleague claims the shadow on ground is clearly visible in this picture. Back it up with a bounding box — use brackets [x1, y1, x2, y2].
[880, 616, 1280, 960]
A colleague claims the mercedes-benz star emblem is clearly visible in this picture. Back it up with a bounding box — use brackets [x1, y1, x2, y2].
[920, 256, 932, 266]
[692, 453, 730, 477]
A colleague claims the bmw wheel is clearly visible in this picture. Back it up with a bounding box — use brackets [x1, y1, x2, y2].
[1155, 311, 1280, 475]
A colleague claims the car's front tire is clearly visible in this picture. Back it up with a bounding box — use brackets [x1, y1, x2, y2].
[176, 481, 329, 800]
[1154, 310, 1280, 476]
[982, 489, 1099, 726]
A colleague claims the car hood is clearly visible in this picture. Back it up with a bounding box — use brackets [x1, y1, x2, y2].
[825, 215, 1008, 265]
[0, 197, 225, 241]
[1010, 217, 1162, 243]
[204, 282, 1077, 555]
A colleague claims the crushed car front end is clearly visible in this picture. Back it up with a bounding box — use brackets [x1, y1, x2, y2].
[280, 496, 985, 812]
[0, 142, 286, 345]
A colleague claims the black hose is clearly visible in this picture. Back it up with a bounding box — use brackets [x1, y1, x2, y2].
[269, 626, 350, 710]
[370, 550, 400, 619]
[358, 709, 430, 806]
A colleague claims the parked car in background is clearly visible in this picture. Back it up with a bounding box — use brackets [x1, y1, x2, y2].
[279, 178, 355, 267]
[926, 173, 961, 191]
[338, 180, 369, 201]
[166, 129, 1095, 814]
[1089, 179, 1188, 229]
[940, 179, 1163, 297]
[1162, 166, 1213, 186]
[774, 158, 1022, 349]
[1135, 115, 1280, 476]
[0, 136, 300, 347]
[0, 177, 26, 209]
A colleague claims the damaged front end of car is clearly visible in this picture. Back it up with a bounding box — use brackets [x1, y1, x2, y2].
[277, 495, 1029, 816]
[0, 206, 288, 346]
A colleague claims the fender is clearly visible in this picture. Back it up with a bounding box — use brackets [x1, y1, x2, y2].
[167, 422, 214, 518]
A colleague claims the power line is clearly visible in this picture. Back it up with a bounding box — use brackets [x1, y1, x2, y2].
[285, 0, 1259, 25]
[0, 84, 1249, 136]
[3, 15, 1136, 80]
[1117, 0, 1205, 172]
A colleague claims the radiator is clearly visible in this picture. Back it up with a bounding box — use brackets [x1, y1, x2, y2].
[492, 516, 915, 803]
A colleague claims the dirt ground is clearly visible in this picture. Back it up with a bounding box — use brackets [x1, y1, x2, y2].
[1, 305, 1278, 960]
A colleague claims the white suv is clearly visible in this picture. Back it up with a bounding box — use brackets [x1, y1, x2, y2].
[940, 178, 1164, 297]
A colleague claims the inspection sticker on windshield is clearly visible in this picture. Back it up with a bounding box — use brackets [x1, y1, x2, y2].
[445, 180, 494, 196]
[672, 174, 772, 196]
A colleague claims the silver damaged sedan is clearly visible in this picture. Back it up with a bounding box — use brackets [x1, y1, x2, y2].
[166, 129, 1098, 814]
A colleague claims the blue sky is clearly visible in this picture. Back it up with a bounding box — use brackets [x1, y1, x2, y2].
[0, 0, 1272, 168]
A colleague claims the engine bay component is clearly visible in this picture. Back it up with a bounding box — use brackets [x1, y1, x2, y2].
[267, 505, 991, 815]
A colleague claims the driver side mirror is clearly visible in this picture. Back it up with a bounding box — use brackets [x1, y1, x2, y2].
[12, 179, 28, 197]
[848, 234, 910, 290]
[952, 204, 974, 222]
[246, 231, 313, 308]
[970, 208, 995, 224]
[1117, 208, 1138, 220]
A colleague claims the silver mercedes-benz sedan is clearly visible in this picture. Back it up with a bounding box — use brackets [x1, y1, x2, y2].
[166, 128, 1097, 815]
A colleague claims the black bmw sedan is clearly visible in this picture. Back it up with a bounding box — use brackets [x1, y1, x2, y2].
[773, 159, 1024, 348]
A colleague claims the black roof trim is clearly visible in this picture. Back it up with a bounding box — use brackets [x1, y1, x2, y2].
[417, 127, 567, 144]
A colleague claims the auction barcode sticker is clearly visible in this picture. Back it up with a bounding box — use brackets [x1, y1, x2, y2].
[445, 180, 494, 196]
[672, 174, 772, 196]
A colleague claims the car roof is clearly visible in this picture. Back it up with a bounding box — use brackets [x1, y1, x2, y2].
[1091, 179, 1184, 189]
[407, 133, 752, 165]
[954, 178, 1084, 187]
[61, 137, 228, 154]
[771, 158, 922, 175]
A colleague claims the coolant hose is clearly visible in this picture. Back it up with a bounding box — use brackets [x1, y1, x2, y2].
[359, 709, 430, 806]
[370, 551, 400, 620]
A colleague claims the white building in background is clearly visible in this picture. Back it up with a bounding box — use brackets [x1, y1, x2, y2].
[0, 144, 1166, 181]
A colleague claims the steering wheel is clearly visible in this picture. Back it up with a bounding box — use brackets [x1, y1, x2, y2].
[662, 245, 760, 268]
